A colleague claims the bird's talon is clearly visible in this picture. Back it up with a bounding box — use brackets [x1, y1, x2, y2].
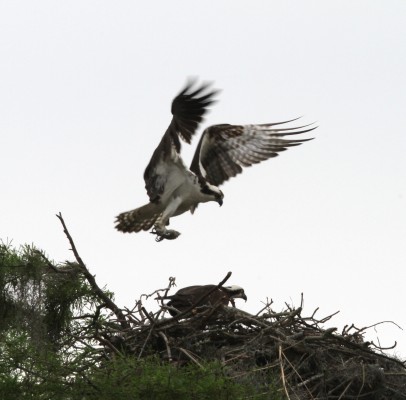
[151, 228, 181, 241]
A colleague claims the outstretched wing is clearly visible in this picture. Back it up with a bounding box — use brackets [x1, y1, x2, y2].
[143, 80, 218, 202]
[190, 119, 316, 187]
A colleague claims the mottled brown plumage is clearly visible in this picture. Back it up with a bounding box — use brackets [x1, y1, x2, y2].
[164, 285, 247, 317]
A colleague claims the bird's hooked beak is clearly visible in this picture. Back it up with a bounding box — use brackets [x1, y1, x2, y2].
[217, 190, 224, 207]
[234, 291, 247, 302]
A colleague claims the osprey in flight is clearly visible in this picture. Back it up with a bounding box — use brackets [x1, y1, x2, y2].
[115, 80, 315, 241]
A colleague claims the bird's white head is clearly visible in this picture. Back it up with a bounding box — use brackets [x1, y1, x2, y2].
[202, 182, 224, 206]
[224, 285, 247, 301]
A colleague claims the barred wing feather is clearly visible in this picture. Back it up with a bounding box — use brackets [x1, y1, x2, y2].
[190, 119, 316, 187]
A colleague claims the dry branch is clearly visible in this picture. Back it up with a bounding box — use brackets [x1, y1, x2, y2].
[53, 213, 406, 400]
[56, 212, 130, 330]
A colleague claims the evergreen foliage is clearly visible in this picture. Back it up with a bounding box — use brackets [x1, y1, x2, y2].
[2, 232, 405, 399]
[0, 243, 283, 399]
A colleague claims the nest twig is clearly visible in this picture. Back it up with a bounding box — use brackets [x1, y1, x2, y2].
[56, 213, 406, 400]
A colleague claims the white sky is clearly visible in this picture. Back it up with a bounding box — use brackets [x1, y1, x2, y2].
[1, 1, 406, 357]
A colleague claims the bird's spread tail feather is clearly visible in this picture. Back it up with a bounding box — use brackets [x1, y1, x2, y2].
[115, 203, 163, 233]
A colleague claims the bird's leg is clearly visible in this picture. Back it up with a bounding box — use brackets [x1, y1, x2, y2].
[151, 227, 181, 242]
[151, 197, 183, 241]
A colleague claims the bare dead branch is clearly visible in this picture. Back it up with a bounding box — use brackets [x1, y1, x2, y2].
[177, 348, 204, 369]
[44, 220, 406, 399]
[56, 212, 130, 330]
[158, 332, 172, 361]
[278, 346, 291, 400]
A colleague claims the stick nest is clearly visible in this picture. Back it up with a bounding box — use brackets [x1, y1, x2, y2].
[97, 274, 405, 400]
[55, 214, 406, 399]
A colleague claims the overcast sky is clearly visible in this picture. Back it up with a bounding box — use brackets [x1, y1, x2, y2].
[1, 1, 405, 357]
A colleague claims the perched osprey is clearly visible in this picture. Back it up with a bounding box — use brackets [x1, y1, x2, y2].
[163, 284, 247, 317]
[115, 80, 315, 241]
